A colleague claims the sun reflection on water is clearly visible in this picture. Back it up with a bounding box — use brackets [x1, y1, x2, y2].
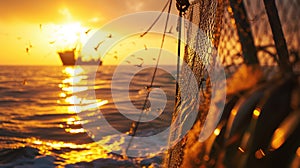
[44, 66, 116, 166]
[62, 75, 88, 85]
[63, 67, 84, 76]
[0, 135, 115, 167]
[28, 137, 111, 166]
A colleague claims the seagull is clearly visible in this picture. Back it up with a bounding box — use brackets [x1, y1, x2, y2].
[94, 40, 105, 51]
[85, 28, 92, 35]
[25, 41, 33, 54]
[137, 57, 144, 61]
[28, 41, 33, 48]
[25, 47, 30, 54]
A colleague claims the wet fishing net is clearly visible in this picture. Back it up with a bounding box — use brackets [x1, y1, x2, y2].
[165, 0, 300, 167]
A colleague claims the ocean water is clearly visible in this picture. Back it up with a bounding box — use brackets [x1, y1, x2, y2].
[0, 65, 177, 168]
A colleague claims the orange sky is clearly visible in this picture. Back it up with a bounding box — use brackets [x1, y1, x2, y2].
[0, 0, 178, 65]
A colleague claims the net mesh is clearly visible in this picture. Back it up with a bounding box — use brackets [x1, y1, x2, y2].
[220, 0, 300, 71]
[165, 0, 300, 167]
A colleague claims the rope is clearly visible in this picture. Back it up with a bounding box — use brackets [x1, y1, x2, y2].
[167, 0, 189, 166]
[140, 0, 171, 38]
[175, 5, 184, 101]
[124, 0, 173, 155]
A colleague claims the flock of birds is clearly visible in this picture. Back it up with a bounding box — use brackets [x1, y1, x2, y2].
[91, 32, 173, 68]
[17, 23, 176, 68]
[109, 45, 157, 68]
[18, 24, 43, 55]
[94, 25, 175, 68]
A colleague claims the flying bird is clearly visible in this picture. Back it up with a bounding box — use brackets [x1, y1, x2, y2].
[39, 24, 42, 31]
[25, 47, 30, 54]
[137, 57, 144, 61]
[25, 41, 33, 54]
[28, 41, 33, 48]
[94, 40, 105, 51]
[85, 28, 92, 35]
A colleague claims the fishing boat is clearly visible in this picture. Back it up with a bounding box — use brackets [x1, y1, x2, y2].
[58, 48, 76, 65]
[58, 48, 103, 66]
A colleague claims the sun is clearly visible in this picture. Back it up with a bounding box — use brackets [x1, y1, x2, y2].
[50, 22, 88, 51]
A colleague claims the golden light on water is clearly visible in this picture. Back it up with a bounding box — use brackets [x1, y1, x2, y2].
[64, 116, 84, 125]
[0, 136, 117, 166]
[65, 95, 82, 104]
[0, 66, 113, 166]
[59, 92, 67, 98]
[59, 67, 109, 113]
[63, 67, 84, 76]
[3, 66, 119, 166]
[67, 100, 108, 113]
[29, 138, 110, 166]
[65, 128, 86, 134]
[61, 86, 89, 94]
[62, 76, 87, 85]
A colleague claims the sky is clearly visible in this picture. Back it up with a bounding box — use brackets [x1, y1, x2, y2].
[0, 0, 179, 65]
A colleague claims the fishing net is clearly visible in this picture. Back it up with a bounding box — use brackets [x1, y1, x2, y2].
[219, 0, 300, 71]
[165, 0, 300, 167]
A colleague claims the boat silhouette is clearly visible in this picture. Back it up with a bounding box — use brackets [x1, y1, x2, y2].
[58, 48, 102, 66]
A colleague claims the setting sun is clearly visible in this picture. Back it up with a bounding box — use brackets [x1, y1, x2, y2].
[49, 22, 88, 51]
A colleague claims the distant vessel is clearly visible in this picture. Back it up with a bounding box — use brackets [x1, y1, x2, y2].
[58, 48, 102, 66]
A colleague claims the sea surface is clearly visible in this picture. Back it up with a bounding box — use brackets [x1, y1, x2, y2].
[0, 65, 177, 168]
